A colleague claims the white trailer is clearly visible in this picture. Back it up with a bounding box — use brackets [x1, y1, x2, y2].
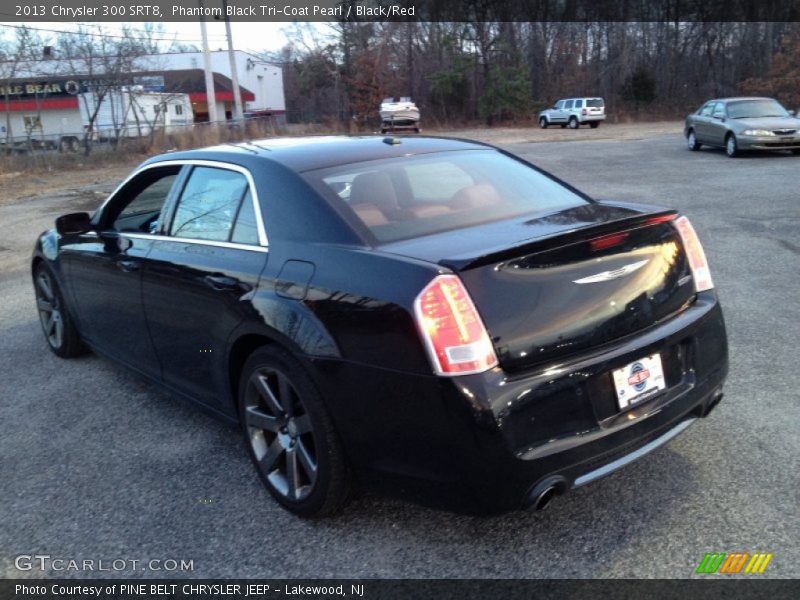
[79, 89, 193, 140]
[0, 107, 84, 152]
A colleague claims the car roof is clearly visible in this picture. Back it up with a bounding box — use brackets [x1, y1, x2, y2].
[146, 135, 492, 172]
[707, 97, 777, 103]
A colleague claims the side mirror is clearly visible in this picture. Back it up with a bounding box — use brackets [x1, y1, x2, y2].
[55, 212, 92, 235]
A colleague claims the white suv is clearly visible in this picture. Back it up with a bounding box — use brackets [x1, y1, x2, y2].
[539, 98, 606, 129]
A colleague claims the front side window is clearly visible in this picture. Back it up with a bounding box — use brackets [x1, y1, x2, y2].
[564, 100, 574, 109]
[699, 102, 715, 116]
[170, 167, 249, 241]
[307, 150, 588, 243]
[106, 167, 180, 233]
[555, 100, 565, 109]
[712, 103, 726, 118]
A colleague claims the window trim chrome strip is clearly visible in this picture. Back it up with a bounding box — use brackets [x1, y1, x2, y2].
[572, 418, 696, 487]
[94, 159, 268, 248]
[121, 232, 268, 253]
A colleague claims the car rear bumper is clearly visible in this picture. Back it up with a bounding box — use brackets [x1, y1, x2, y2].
[580, 114, 606, 122]
[311, 292, 728, 513]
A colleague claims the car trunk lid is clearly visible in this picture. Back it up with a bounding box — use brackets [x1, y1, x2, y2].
[383, 201, 695, 371]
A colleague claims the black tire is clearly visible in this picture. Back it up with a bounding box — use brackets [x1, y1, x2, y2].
[791, 149, 800, 155]
[560, 123, 567, 128]
[238, 346, 351, 517]
[33, 263, 86, 358]
[589, 121, 599, 129]
[568, 116, 579, 129]
[539, 117, 548, 129]
[725, 134, 739, 158]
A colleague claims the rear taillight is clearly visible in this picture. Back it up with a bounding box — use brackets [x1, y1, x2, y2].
[582, 108, 587, 115]
[673, 216, 714, 292]
[414, 274, 498, 376]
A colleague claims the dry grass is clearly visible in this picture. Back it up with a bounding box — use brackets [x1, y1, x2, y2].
[0, 118, 684, 204]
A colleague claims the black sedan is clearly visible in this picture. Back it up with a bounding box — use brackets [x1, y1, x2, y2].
[32, 136, 728, 516]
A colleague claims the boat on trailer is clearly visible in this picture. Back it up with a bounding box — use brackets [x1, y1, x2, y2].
[379, 97, 421, 132]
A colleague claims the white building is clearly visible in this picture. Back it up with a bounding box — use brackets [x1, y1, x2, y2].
[135, 50, 285, 116]
[1, 50, 285, 144]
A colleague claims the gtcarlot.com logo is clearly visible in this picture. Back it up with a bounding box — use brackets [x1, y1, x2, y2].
[696, 552, 773, 574]
[14, 554, 194, 572]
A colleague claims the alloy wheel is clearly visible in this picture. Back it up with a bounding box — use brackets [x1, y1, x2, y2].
[35, 270, 64, 350]
[244, 367, 318, 501]
[726, 135, 738, 157]
[688, 131, 697, 150]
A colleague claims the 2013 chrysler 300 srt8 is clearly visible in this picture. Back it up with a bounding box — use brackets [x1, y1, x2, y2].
[32, 136, 728, 516]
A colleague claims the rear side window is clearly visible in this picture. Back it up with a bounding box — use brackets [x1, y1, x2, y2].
[306, 150, 588, 243]
[574, 99, 583, 108]
[230, 190, 259, 245]
[170, 166, 249, 242]
[586, 98, 604, 107]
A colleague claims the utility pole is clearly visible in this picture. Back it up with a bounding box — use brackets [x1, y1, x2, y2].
[198, 0, 219, 123]
[222, 0, 244, 122]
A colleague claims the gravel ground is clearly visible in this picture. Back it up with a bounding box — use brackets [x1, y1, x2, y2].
[0, 129, 798, 579]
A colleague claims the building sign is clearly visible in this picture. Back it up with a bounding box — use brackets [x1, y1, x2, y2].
[0, 80, 83, 97]
[133, 75, 165, 92]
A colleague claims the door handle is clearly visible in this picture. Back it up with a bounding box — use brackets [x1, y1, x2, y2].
[204, 274, 241, 291]
[116, 259, 141, 272]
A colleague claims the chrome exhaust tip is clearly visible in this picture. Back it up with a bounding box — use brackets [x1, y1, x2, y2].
[524, 476, 567, 511]
[531, 486, 557, 511]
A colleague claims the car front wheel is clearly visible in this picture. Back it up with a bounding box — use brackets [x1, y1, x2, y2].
[34, 264, 86, 358]
[239, 346, 350, 517]
[726, 134, 739, 158]
[539, 117, 548, 129]
[568, 117, 579, 129]
[687, 129, 701, 151]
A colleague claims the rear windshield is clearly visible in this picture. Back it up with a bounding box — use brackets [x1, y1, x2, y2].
[586, 98, 604, 107]
[305, 149, 588, 243]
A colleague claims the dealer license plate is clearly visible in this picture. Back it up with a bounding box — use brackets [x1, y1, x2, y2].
[612, 353, 666, 410]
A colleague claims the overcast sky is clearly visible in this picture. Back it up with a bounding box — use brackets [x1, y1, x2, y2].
[0, 21, 310, 57]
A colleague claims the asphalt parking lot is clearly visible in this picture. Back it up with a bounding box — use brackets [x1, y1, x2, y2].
[1, 131, 798, 579]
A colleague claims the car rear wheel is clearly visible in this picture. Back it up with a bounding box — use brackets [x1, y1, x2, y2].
[34, 264, 86, 358]
[239, 346, 350, 517]
[725, 134, 739, 158]
[687, 129, 701, 151]
[568, 117, 579, 129]
[539, 117, 548, 129]
[589, 122, 599, 129]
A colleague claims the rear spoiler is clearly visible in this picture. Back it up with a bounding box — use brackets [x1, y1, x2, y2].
[440, 202, 678, 271]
